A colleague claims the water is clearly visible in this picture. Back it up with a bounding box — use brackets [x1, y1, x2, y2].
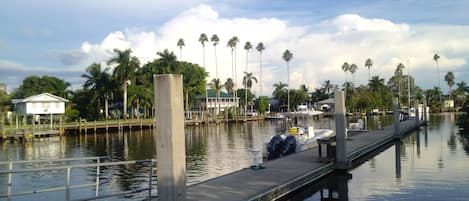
[1, 114, 467, 200]
[282, 113, 469, 201]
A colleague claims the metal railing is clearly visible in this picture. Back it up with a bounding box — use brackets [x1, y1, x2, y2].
[0, 157, 156, 200]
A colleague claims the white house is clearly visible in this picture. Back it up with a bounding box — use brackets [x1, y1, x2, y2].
[12, 93, 69, 128]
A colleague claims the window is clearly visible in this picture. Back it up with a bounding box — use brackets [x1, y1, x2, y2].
[55, 102, 59, 108]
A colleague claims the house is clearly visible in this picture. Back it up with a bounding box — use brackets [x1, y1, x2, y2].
[195, 89, 239, 113]
[12, 93, 69, 128]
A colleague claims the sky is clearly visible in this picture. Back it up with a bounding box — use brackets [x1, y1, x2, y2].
[1, 0, 469, 96]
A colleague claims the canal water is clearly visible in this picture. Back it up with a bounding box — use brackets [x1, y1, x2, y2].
[0, 113, 468, 200]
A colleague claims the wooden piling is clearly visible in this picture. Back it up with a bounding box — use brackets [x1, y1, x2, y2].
[334, 90, 347, 169]
[393, 98, 400, 138]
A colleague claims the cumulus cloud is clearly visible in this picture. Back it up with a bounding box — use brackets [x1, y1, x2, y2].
[51, 4, 469, 95]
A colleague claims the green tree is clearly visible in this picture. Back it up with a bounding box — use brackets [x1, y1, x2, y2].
[243, 72, 257, 112]
[322, 80, 333, 96]
[434, 53, 441, 102]
[349, 63, 358, 87]
[225, 78, 234, 95]
[107, 48, 139, 119]
[208, 78, 224, 114]
[365, 58, 373, 81]
[273, 82, 288, 110]
[156, 49, 178, 73]
[13, 75, 70, 98]
[81, 63, 114, 119]
[341, 62, 350, 85]
[256, 42, 265, 96]
[211, 34, 220, 78]
[177, 38, 185, 60]
[282, 49, 293, 111]
[243, 42, 253, 114]
[199, 33, 209, 68]
[444, 71, 455, 99]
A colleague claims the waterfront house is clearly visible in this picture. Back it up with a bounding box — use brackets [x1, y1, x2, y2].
[195, 89, 239, 113]
[12, 93, 69, 128]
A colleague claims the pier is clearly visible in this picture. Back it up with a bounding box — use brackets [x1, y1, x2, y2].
[186, 119, 425, 201]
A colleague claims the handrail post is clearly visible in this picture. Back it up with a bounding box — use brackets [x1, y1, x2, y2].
[148, 160, 154, 199]
[66, 167, 71, 201]
[95, 158, 100, 197]
[8, 161, 12, 199]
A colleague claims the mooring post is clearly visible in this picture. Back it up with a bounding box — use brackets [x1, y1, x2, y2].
[335, 90, 347, 169]
[415, 107, 420, 126]
[393, 98, 400, 138]
[395, 140, 402, 179]
[423, 97, 427, 123]
[154, 74, 186, 201]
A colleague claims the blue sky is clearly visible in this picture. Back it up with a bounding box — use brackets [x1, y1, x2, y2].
[1, 0, 468, 94]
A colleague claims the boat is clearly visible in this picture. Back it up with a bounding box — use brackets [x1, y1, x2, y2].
[265, 113, 286, 120]
[289, 105, 323, 117]
[263, 126, 334, 159]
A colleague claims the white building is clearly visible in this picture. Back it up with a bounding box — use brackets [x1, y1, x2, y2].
[196, 89, 239, 112]
[12, 93, 69, 128]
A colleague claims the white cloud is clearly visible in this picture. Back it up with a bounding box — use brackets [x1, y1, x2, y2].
[55, 4, 469, 96]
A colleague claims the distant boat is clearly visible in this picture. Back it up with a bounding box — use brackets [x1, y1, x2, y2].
[289, 105, 323, 117]
[265, 113, 285, 120]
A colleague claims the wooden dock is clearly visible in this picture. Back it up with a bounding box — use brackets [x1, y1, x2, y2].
[186, 119, 425, 201]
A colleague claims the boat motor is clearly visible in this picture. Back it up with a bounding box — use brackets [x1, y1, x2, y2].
[267, 135, 283, 159]
[282, 135, 297, 155]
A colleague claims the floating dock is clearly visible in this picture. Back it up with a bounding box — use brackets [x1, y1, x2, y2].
[186, 119, 425, 201]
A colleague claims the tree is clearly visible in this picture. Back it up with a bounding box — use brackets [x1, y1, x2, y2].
[225, 78, 234, 95]
[243, 42, 253, 114]
[256, 42, 265, 96]
[227, 36, 240, 108]
[349, 63, 358, 87]
[156, 49, 178, 73]
[81, 63, 113, 119]
[322, 80, 333, 95]
[13, 75, 70, 98]
[107, 48, 139, 119]
[444, 71, 455, 99]
[282, 49, 293, 112]
[208, 78, 224, 114]
[273, 82, 288, 110]
[434, 53, 442, 102]
[199, 33, 208, 67]
[243, 72, 257, 111]
[395, 63, 405, 105]
[211, 34, 220, 78]
[365, 58, 373, 81]
[177, 38, 185, 60]
[341, 62, 350, 85]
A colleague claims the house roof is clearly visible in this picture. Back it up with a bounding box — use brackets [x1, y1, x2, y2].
[12, 93, 69, 104]
[197, 89, 235, 99]
[316, 97, 334, 104]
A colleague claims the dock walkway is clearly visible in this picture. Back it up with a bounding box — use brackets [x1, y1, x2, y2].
[186, 120, 423, 201]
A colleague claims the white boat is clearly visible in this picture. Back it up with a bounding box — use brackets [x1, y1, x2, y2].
[265, 113, 286, 120]
[263, 126, 334, 159]
[290, 105, 323, 117]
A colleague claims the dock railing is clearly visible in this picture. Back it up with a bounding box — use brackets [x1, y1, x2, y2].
[0, 157, 156, 200]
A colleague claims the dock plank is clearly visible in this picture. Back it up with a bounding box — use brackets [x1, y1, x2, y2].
[186, 120, 422, 201]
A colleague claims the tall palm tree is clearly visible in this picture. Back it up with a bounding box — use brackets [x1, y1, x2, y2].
[199, 33, 209, 112]
[282, 49, 293, 112]
[243, 71, 257, 115]
[81, 63, 112, 119]
[208, 78, 224, 114]
[211, 34, 220, 78]
[107, 48, 139, 119]
[177, 38, 185, 60]
[365, 58, 373, 81]
[444, 72, 455, 99]
[228, 36, 240, 107]
[395, 63, 405, 105]
[349, 64, 358, 87]
[243, 42, 252, 114]
[342, 62, 350, 85]
[434, 54, 441, 102]
[322, 80, 333, 95]
[256, 42, 265, 96]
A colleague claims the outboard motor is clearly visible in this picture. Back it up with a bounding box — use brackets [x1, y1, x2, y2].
[267, 135, 283, 159]
[282, 135, 297, 155]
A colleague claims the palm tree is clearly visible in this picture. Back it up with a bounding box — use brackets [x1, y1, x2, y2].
[349, 64, 358, 87]
[81, 63, 112, 119]
[434, 54, 441, 102]
[368, 76, 385, 92]
[282, 49, 293, 112]
[199, 34, 208, 67]
[256, 42, 265, 96]
[177, 38, 185, 60]
[211, 34, 220, 78]
[199, 33, 209, 112]
[322, 80, 333, 95]
[156, 49, 177, 73]
[243, 42, 252, 114]
[395, 63, 405, 105]
[365, 58, 373, 81]
[228, 36, 240, 107]
[342, 62, 350, 85]
[444, 72, 455, 99]
[225, 78, 234, 95]
[107, 49, 139, 119]
[208, 78, 224, 114]
[243, 71, 257, 115]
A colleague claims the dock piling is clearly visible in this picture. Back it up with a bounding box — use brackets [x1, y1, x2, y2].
[154, 74, 186, 201]
[393, 98, 400, 138]
[334, 90, 348, 169]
